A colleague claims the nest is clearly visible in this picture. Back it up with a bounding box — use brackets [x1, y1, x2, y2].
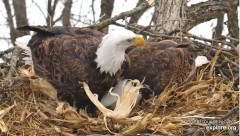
[0, 50, 239, 135]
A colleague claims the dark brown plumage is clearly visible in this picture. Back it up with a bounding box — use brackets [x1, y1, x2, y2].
[123, 40, 196, 99]
[17, 26, 196, 111]
[18, 26, 127, 111]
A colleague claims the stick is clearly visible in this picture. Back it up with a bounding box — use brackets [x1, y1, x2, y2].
[87, 1, 152, 30]
[7, 47, 23, 79]
[0, 47, 15, 58]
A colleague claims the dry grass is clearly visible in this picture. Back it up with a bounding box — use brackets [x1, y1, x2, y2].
[0, 52, 239, 135]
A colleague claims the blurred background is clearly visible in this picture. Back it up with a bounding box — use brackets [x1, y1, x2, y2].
[0, 0, 238, 52]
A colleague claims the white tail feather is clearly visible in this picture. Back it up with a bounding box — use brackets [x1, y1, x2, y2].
[15, 35, 32, 64]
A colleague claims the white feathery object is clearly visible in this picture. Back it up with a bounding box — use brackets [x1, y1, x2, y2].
[195, 56, 210, 67]
[0, 58, 4, 64]
[15, 35, 32, 64]
[100, 79, 142, 108]
[82, 79, 144, 134]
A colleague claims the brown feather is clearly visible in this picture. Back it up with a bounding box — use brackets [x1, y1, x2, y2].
[19, 26, 126, 111]
[123, 40, 196, 99]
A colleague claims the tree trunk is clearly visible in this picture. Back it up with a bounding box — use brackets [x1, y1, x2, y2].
[13, 0, 29, 36]
[62, 0, 72, 26]
[153, 0, 187, 34]
[99, 0, 114, 33]
[227, 0, 239, 45]
[212, 13, 224, 46]
[3, 0, 18, 45]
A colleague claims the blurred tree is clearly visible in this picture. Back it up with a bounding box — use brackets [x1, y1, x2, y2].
[129, 0, 151, 24]
[13, 0, 30, 36]
[212, 13, 224, 46]
[3, 0, 17, 45]
[46, 0, 59, 26]
[62, 0, 72, 26]
[99, 0, 114, 33]
[227, 0, 238, 45]
[153, 0, 239, 46]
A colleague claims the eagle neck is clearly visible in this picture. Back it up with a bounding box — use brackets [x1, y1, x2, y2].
[95, 43, 127, 76]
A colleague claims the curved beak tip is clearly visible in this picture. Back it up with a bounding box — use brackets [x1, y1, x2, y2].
[135, 35, 145, 47]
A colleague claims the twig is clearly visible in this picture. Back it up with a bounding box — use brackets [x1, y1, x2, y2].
[222, 35, 239, 42]
[220, 107, 239, 120]
[91, 0, 96, 23]
[7, 47, 23, 79]
[113, 22, 238, 55]
[87, 1, 151, 30]
[31, 0, 47, 19]
[186, 33, 238, 54]
[0, 47, 15, 58]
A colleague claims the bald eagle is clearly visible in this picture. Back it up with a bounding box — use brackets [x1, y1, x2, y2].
[16, 26, 145, 111]
[101, 40, 199, 107]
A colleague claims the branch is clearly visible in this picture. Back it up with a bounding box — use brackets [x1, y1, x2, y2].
[226, 0, 239, 45]
[114, 22, 238, 54]
[220, 107, 239, 120]
[99, 0, 114, 33]
[129, 0, 148, 24]
[0, 47, 16, 58]
[185, 0, 239, 31]
[7, 47, 23, 79]
[87, 1, 151, 30]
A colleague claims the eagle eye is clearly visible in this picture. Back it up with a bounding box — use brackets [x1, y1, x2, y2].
[127, 38, 134, 42]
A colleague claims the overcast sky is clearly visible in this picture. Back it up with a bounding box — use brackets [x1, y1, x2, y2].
[0, 0, 235, 52]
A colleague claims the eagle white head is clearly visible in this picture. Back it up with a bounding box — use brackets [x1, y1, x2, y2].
[95, 29, 145, 76]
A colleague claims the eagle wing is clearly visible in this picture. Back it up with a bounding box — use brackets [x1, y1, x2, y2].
[123, 40, 195, 98]
[19, 26, 121, 110]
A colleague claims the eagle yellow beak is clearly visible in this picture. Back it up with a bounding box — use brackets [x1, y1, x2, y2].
[131, 35, 145, 47]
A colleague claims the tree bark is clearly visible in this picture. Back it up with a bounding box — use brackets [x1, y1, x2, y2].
[62, 0, 72, 26]
[153, 0, 187, 34]
[153, 0, 239, 35]
[226, 0, 239, 45]
[3, 0, 18, 45]
[13, 0, 29, 36]
[129, 0, 147, 24]
[99, 0, 114, 33]
[212, 13, 224, 46]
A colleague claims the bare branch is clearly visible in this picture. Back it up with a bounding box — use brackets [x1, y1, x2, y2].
[91, 0, 96, 23]
[7, 47, 22, 79]
[31, 0, 47, 19]
[185, 0, 239, 31]
[129, 0, 148, 24]
[0, 47, 15, 58]
[46, 0, 59, 26]
[88, 1, 151, 30]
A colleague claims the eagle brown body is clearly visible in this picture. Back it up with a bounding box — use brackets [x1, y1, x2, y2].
[18, 26, 196, 111]
[124, 40, 195, 98]
[19, 26, 127, 110]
